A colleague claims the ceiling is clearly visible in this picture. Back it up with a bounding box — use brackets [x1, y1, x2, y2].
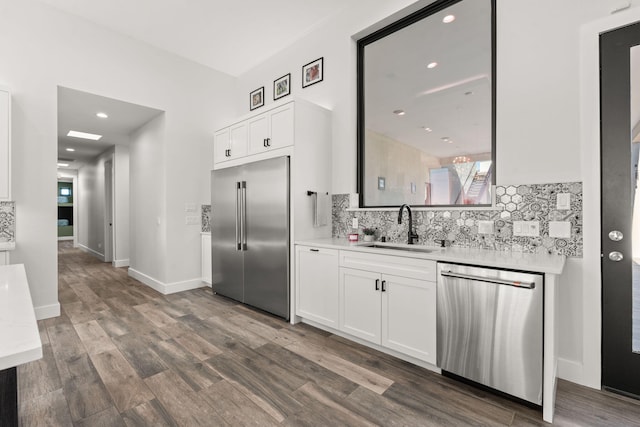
[57, 87, 163, 172]
[36, 0, 371, 77]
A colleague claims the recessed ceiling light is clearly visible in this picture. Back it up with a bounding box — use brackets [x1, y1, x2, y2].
[427, 62, 438, 69]
[441, 137, 453, 144]
[443, 15, 456, 24]
[393, 109, 406, 116]
[96, 112, 108, 119]
[67, 130, 102, 140]
[423, 127, 432, 132]
[66, 148, 75, 152]
[57, 163, 69, 167]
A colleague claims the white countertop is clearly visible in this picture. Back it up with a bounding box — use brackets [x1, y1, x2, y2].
[295, 238, 566, 275]
[0, 264, 42, 371]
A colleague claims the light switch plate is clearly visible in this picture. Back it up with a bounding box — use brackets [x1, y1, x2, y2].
[478, 220, 494, 234]
[185, 203, 197, 212]
[549, 221, 571, 238]
[556, 193, 571, 210]
[513, 221, 540, 237]
[185, 216, 199, 225]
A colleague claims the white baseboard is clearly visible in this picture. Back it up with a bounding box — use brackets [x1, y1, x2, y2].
[113, 259, 130, 268]
[35, 303, 60, 320]
[557, 357, 590, 387]
[77, 244, 105, 261]
[128, 268, 206, 295]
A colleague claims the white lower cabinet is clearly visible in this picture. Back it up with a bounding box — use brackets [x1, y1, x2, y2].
[201, 234, 212, 284]
[295, 244, 437, 365]
[296, 246, 339, 328]
[339, 267, 436, 364]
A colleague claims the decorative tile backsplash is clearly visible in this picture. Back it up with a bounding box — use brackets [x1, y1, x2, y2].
[0, 201, 15, 242]
[201, 205, 211, 233]
[333, 182, 582, 257]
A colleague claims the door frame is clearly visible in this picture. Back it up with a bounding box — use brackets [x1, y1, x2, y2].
[104, 158, 115, 264]
[580, 7, 640, 389]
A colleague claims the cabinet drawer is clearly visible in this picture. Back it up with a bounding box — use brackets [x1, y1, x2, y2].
[339, 250, 436, 282]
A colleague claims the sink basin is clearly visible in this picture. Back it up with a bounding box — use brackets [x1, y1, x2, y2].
[365, 243, 435, 253]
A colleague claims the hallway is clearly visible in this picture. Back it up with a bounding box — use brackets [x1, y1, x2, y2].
[15, 242, 640, 425]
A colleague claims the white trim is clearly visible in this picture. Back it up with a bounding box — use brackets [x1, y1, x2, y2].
[77, 243, 105, 261]
[580, 7, 640, 390]
[128, 267, 206, 295]
[112, 259, 129, 268]
[34, 303, 60, 320]
[558, 357, 584, 385]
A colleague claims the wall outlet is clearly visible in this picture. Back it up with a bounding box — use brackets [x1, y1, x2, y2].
[478, 220, 494, 234]
[513, 221, 540, 237]
[185, 216, 199, 225]
[185, 203, 197, 212]
[352, 217, 358, 229]
[556, 193, 571, 210]
[549, 221, 571, 238]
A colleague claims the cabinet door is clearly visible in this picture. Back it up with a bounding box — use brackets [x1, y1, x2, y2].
[339, 267, 381, 344]
[201, 234, 212, 284]
[296, 246, 339, 327]
[228, 122, 248, 160]
[247, 114, 269, 154]
[0, 90, 10, 200]
[268, 104, 294, 150]
[213, 128, 230, 164]
[381, 274, 436, 364]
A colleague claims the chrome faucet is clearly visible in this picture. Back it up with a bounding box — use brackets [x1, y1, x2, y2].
[398, 204, 419, 245]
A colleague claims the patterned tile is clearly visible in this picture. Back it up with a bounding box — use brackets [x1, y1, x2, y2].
[201, 205, 211, 233]
[0, 201, 15, 242]
[332, 182, 583, 257]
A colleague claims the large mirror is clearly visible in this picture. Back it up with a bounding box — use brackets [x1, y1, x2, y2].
[357, 0, 495, 207]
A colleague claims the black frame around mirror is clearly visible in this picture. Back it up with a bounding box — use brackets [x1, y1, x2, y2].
[357, 0, 496, 208]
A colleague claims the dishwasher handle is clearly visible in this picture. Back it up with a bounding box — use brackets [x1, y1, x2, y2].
[440, 270, 535, 289]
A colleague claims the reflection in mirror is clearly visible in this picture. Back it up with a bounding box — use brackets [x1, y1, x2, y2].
[358, 0, 495, 207]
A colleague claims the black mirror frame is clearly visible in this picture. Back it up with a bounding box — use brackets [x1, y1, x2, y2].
[356, 0, 497, 208]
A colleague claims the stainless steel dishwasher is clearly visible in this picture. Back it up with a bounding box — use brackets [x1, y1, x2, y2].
[437, 263, 543, 405]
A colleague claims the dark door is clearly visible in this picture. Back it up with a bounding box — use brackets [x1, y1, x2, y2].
[601, 21, 640, 397]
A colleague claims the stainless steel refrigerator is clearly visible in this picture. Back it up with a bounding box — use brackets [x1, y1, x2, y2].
[211, 156, 290, 320]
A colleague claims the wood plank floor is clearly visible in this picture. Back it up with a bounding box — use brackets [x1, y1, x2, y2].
[16, 242, 640, 426]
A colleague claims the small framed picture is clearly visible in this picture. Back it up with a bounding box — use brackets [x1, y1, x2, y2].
[250, 87, 264, 110]
[302, 57, 324, 88]
[273, 73, 291, 100]
[378, 177, 386, 190]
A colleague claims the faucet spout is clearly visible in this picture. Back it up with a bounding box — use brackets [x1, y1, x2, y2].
[398, 204, 418, 245]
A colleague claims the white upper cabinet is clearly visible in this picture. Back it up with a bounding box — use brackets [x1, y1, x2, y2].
[213, 122, 247, 164]
[0, 88, 10, 201]
[248, 103, 294, 154]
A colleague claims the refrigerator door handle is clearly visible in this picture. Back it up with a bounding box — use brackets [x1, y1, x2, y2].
[236, 181, 241, 250]
[241, 181, 247, 250]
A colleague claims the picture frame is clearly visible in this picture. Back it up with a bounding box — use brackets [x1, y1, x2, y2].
[302, 57, 324, 88]
[273, 73, 291, 100]
[249, 87, 264, 110]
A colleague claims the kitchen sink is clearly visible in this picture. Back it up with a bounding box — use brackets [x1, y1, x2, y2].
[364, 243, 435, 253]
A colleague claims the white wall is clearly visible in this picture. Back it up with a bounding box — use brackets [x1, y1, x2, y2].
[129, 115, 167, 284]
[113, 145, 130, 266]
[0, 0, 237, 317]
[237, 0, 640, 387]
[77, 145, 130, 265]
[77, 151, 106, 257]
